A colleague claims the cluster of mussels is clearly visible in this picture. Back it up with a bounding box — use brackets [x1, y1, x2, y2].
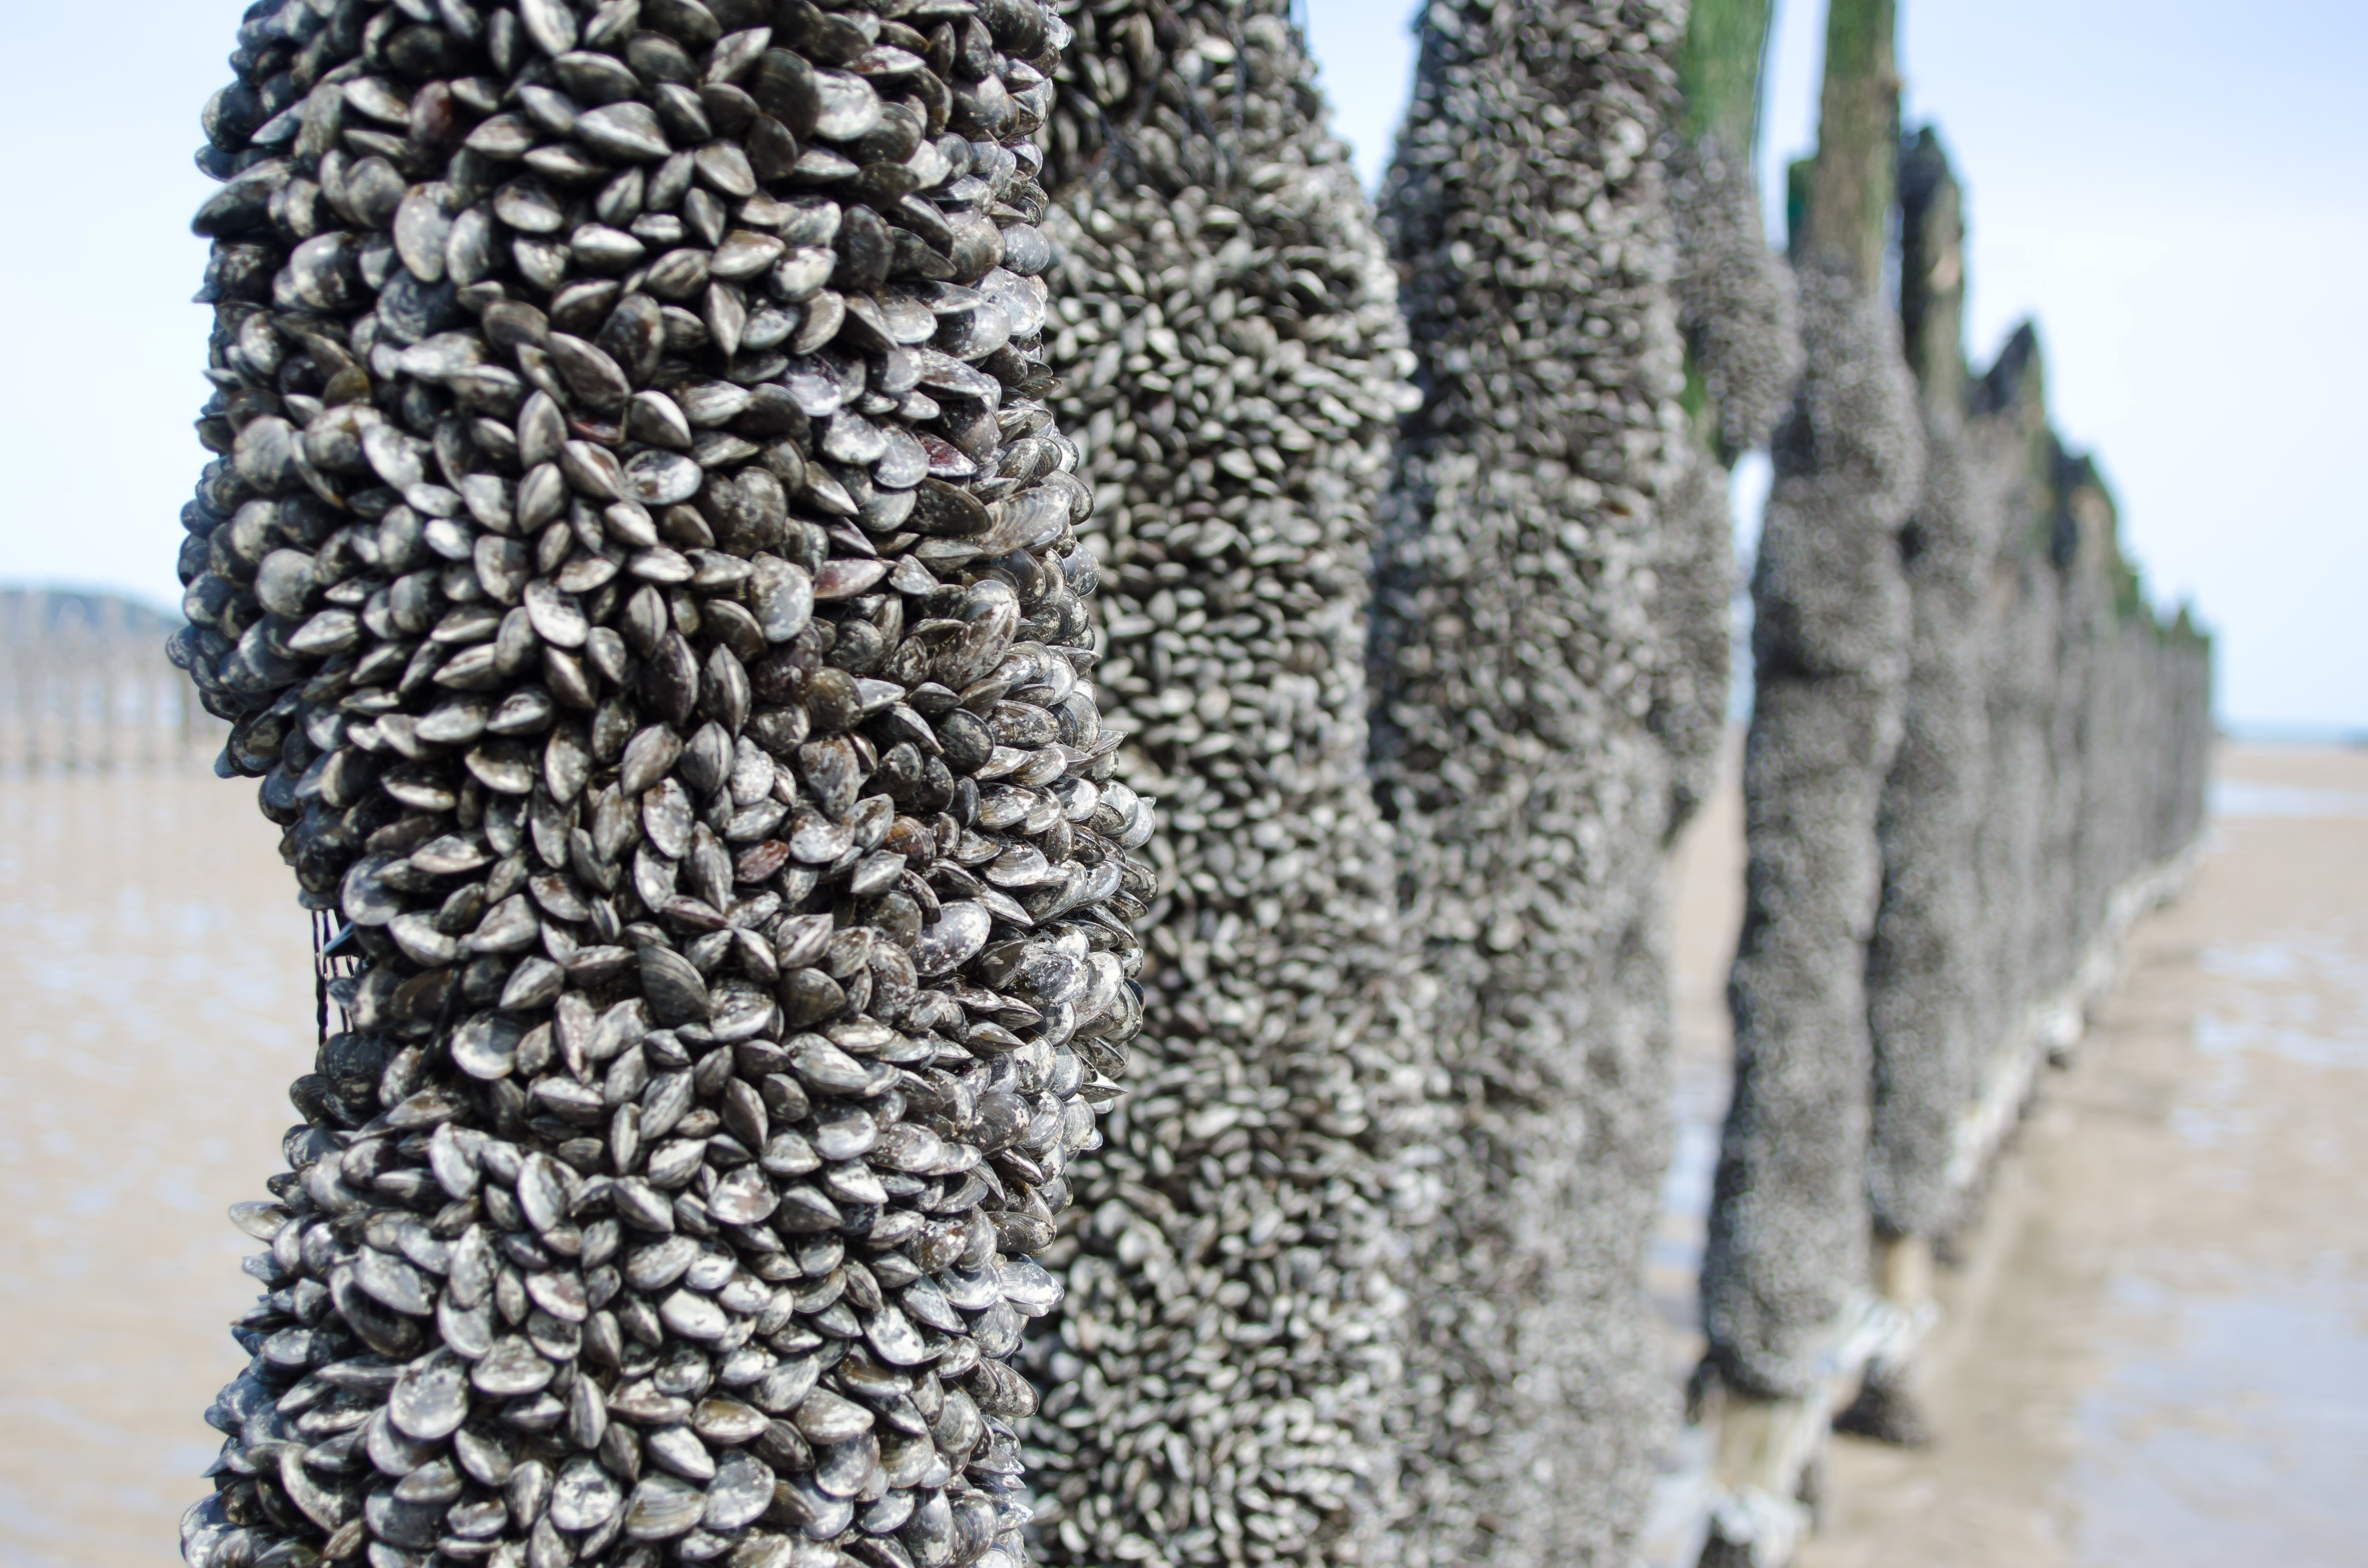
[1702, 237, 1923, 1417]
[1022, 5, 1421, 1565]
[1371, 1, 1696, 1563]
[165, 1, 1156, 1567]
[1654, 129, 1794, 826]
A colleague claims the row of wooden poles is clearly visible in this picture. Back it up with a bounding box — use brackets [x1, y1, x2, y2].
[1670, 2, 2212, 1562]
[37, 0, 2207, 1561]
[1024, 0, 2210, 1562]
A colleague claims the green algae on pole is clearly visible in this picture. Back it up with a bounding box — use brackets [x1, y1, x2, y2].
[1678, 0, 1776, 162]
[1795, 0, 1901, 290]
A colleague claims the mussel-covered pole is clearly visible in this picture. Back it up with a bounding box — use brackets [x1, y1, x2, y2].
[1372, 1, 1698, 1560]
[1962, 321, 2212, 1182]
[2062, 477, 2213, 968]
[1023, 3, 1418, 1563]
[1695, 0, 1920, 1542]
[1664, 0, 1798, 820]
[1966, 324, 2066, 1096]
[166, 3, 1152, 1567]
[1848, 126, 1994, 1443]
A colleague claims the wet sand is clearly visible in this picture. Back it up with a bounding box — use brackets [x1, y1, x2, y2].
[1652, 739, 1746, 1387]
[0, 773, 317, 1568]
[0, 747, 2360, 1564]
[1653, 743, 2368, 1566]
[1794, 745, 2368, 1566]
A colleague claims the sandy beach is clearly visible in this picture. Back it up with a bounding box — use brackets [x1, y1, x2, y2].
[0, 744, 2360, 1565]
[1792, 745, 2368, 1566]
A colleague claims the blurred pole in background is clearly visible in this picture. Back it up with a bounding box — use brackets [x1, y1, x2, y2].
[1696, 0, 1922, 1556]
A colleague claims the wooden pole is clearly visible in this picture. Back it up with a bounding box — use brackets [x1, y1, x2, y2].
[1800, 0, 1901, 290]
[1679, 0, 1776, 162]
[1898, 126, 1966, 419]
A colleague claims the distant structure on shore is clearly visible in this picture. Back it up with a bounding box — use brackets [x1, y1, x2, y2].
[0, 588, 221, 772]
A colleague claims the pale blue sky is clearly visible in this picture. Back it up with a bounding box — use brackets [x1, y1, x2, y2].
[0, 2, 2358, 732]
